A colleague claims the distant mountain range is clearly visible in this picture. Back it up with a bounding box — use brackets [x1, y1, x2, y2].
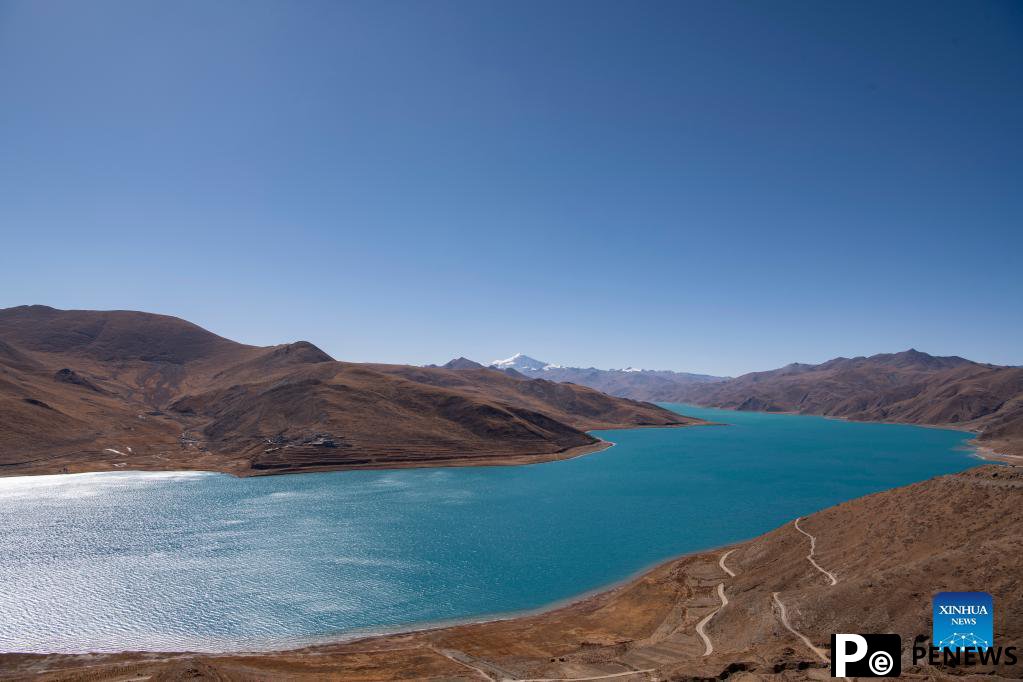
[438, 349, 1022, 457]
[481, 353, 728, 400]
[6, 305, 1020, 478]
[0, 306, 700, 477]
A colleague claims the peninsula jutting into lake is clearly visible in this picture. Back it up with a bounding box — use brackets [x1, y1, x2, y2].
[0, 306, 700, 478]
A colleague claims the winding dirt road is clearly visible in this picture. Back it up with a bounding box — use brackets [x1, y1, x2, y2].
[515, 670, 655, 681]
[768, 518, 842, 665]
[695, 583, 730, 656]
[718, 548, 736, 577]
[436, 646, 654, 681]
[771, 591, 829, 663]
[794, 517, 838, 585]
[695, 550, 738, 656]
[432, 647, 497, 680]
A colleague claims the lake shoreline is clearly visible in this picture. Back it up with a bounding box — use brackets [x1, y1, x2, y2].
[662, 401, 1019, 465]
[0, 407, 981, 663]
[0, 422, 715, 481]
[5, 465, 1020, 681]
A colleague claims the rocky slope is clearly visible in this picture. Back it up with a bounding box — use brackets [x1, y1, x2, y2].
[5, 465, 1019, 680]
[0, 306, 701, 476]
[676, 349, 1023, 457]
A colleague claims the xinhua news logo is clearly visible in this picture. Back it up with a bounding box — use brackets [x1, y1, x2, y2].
[932, 592, 992, 651]
[831, 634, 902, 677]
[911, 591, 1017, 667]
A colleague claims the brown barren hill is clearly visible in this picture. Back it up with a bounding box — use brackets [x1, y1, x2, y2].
[677, 349, 1023, 458]
[0, 305, 701, 476]
[4, 465, 1019, 681]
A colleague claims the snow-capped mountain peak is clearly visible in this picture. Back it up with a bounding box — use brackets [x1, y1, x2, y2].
[489, 353, 551, 372]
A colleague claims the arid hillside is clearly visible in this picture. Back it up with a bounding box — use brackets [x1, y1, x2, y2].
[4, 465, 1019, 680]
[0, 305, 700, 476]
[675, 349, 1023, 457]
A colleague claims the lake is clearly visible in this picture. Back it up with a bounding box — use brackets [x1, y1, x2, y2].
[0, 405, 977, 653]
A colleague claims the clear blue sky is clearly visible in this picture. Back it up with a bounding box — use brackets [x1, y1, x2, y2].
[1, 0, 1020, 376]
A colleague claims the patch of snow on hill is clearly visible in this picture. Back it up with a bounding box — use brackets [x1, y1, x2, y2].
[489, 353, 551, 372]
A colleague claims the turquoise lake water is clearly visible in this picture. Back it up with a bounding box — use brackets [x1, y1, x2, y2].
[0, 405, 977, 653]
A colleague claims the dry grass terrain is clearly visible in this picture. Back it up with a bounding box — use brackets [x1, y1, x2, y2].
[672, 350, 1023, 458]
[0, 306, 700, 477]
